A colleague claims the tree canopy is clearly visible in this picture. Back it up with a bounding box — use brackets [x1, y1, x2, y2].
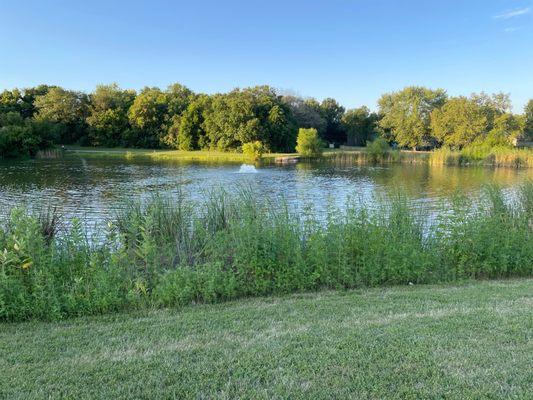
[378, 86, 447, 149]
[0, 82, 530, 159]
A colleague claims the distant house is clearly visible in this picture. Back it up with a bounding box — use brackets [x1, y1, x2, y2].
[512, 137, 533, 148]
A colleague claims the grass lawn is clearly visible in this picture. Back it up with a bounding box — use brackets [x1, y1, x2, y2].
[1, 279, 532, 399]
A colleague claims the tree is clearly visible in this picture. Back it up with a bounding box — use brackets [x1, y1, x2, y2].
[282, 95, 326, 135]
[0, 125, 36, 158]
[296, 128, 323, 157]
[165, 83, 195, 117]
[0, 89, 23, 115]
[203, 86, 296, 152]
[378, 86, 447, 149]
[34, 87, 89, 143]
[430, 97, 488, 149]
[174, 95, 210, 150]
[342, 106, 378, 146]
[86, 84, 136, 146]
[524, 99, 533, 139]
[127, 87, 168, 148]
[320, 98, 345, 144]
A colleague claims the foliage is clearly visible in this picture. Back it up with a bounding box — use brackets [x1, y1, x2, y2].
[1, 184, 531, 322]
[242, 141, 265, 160]
[378, 86, 447, 149]
[86, 84, 136, 147]
[365, 137, 391, 162]
[430, 97, 488, 148]
[342, 106, 378, 146]
[525, 99, 533, 139]
[0, 83, 529, 159]
[295, 128, 323, 157]
[34, 87, 89, 143]
[319, 98, 346, 144]
[281, 95, 327, 134]
[202, 86, 296, 152]
[0, 125, 40, 158]
[127, 87, 169, 148]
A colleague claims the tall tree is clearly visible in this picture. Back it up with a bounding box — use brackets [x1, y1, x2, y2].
[203, 86, 296, 152]
[127, 87, 168, 148]
[524, 99, 533, 139]
[430, 97, 488, 149]
[342, 106, 378, 146]
[165, 83, 195, 117]
[162, 94, 210, 150]
[378, 86, 447, 149]
[34, 87, 89, 143]
[319, 98, 345, 144]
[282, 95, 327, 135]
[86, 84, 136, 146]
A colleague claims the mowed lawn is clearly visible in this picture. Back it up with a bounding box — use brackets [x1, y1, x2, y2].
[1, 280, 532, 399]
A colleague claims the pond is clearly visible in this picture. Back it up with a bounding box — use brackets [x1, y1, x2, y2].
[0, 155, 531, 226]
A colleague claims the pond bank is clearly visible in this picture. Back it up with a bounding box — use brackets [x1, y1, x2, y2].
[63, 146, 533, 168]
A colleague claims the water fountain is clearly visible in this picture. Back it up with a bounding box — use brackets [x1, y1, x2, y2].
[238, 164, 258, 173]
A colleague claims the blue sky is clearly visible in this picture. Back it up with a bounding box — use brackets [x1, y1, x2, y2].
[1, 0, 532, 111]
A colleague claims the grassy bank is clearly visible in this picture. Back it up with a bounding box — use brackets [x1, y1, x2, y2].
[65, 145, 292, 163]
[1, 183, 531, 321]
[325, 147, 533, 168]
[65, 145, 533, 168]
[1, 279, 532, 399]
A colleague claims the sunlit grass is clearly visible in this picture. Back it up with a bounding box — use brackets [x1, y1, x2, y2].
[1, 279, 532, 399]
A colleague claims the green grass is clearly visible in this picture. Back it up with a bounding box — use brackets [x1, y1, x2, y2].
[1, 278, 531, 399]
[65, 145, 294, 163]
[65, 145, 533, 167]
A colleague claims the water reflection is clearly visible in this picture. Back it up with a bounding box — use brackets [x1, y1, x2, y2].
[0, 155, 530, 225]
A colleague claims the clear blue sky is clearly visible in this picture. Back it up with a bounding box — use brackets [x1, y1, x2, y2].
[1, 0, 532, 111]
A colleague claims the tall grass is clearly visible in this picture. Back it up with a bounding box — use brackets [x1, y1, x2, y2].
[430, 147, 533, 168]
[1, 183, 532, 321]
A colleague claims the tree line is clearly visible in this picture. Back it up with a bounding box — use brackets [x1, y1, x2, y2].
[1, 83, 532, 158]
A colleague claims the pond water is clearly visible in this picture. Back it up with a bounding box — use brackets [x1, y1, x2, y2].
[0, 155, 531, 225]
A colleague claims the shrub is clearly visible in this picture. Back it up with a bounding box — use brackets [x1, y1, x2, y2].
[366, 137, 390, 162]
[242, 141, 265, 160]
[296, 128, 323, 157]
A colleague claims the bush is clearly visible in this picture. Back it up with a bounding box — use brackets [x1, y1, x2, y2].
[0, 125, 40, 158]
[366, 137, 390, 162]
[242, 141, 265, 160]
[296, 128, 323, 157]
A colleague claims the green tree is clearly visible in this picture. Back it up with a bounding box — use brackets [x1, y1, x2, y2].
[203, 86, 295, 152]
[0, 125, 37, 158]
[295, 128, 323, 157]
[86, 84, 136, 146]
[0, 89, 23, 115]
[378, 86, 447, 149]
[127, 87, 168, 148]
[0, 111, 25, 127]
[524, 99, 533, 139]
[34, 87, 89, 143]
[430, 97, 488, 149]
[165, 83, 195, 117]
[320, 98, 345, 144]
[342, 106, 378, 146]
[282, 95, 327, 135]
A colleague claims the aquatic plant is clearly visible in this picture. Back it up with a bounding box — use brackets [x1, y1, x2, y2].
[0, 182, 531, 321]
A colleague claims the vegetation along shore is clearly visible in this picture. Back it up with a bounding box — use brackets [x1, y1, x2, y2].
[1, 182, 531, 322]
[1, 84, 533, 164]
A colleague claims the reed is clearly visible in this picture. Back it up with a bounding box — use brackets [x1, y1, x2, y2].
[1, 182, 531, 321]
